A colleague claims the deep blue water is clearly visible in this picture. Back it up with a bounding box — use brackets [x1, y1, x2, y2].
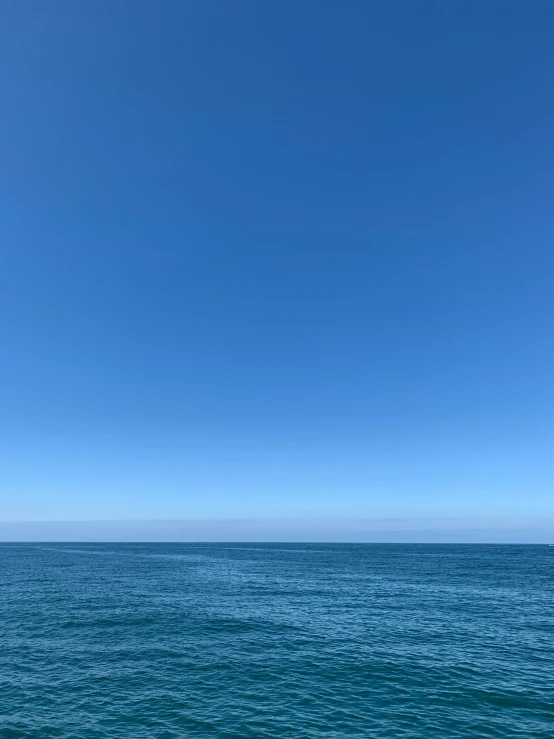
[1, 544, 553, 738]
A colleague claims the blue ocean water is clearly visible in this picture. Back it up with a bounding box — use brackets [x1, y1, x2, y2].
[1, 544, 553, 738]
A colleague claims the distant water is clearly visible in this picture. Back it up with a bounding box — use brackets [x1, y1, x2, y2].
[1, 544, 553, 738]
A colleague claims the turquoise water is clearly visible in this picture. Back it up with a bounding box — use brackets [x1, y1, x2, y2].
[1, 544, 553, 737]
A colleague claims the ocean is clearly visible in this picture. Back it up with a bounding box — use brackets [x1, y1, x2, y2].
[1, 543, 553, 737]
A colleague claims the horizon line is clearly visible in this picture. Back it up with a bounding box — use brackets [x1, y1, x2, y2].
[1, 517, 553, 544]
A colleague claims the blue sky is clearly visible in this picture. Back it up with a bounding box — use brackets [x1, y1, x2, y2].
[1, 2, 553, 533]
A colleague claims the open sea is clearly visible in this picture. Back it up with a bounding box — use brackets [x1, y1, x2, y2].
[1, 543, 553, 738]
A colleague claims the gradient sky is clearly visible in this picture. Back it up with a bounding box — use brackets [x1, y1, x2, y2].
[1, 1, 553, 527]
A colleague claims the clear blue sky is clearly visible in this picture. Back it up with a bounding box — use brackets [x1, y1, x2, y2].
[1, 1, 553, 528]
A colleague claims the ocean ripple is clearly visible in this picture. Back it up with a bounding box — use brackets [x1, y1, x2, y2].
[1, 543, 553, 737]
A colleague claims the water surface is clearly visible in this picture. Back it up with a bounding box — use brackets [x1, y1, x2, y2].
[1, 544, 553, 737]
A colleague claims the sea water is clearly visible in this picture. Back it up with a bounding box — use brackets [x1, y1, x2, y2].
[1, 543, 553, 737]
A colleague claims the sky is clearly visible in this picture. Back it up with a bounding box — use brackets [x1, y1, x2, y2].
[1, 1, 553, 538]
